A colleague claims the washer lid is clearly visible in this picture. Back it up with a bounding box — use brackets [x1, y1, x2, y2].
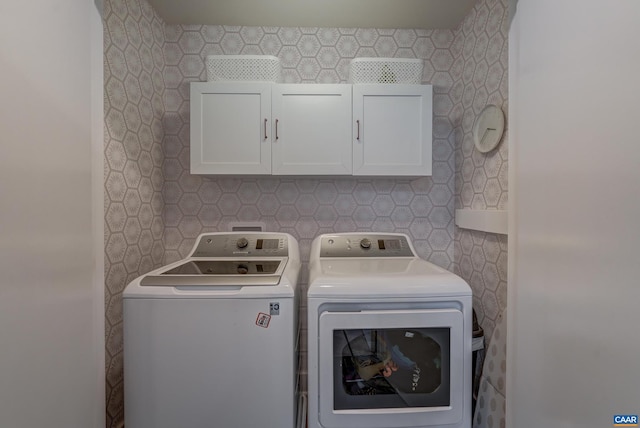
[139, 258, 286, 287]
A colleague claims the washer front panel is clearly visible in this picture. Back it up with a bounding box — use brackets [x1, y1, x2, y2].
[124, 296, 296, 428]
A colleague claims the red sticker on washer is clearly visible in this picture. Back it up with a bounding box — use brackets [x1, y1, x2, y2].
[256, 312, 271, 328]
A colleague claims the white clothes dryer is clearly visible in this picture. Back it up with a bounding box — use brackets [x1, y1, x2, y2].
[124, 232, 301, 428]
[307, 233, 472, 428]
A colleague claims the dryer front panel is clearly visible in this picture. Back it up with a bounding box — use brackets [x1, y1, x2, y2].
[318, 309, 466, 428]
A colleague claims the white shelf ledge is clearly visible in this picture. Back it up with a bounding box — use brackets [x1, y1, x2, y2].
[455, 209, 508, 235]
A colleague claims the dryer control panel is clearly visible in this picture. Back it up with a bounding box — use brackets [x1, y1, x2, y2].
[319, 234, 415, 258]
[191, 233, 289, 257]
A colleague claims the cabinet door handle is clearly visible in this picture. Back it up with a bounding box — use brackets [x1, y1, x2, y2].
[356, 120, 360, 141]
[264, 118, 268, 140]
[275, 119, 279, 140]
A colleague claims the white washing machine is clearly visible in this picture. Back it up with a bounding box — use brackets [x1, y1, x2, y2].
[124, 232, 301, 428]
[307, 233, 472, 428]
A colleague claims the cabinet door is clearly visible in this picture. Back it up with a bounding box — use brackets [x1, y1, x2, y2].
[353, 84, 432, 176]
[190, 82, 272, 174]
[272, 84, 352, 175]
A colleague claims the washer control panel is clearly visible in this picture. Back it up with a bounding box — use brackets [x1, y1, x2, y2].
[191, 233, 288, 257]
[319, 234, 414, 258]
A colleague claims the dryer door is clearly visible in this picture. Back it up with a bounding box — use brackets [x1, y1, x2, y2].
[318, 309, 466, 428]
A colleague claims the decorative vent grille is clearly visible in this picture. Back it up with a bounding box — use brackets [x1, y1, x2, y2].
[349, 58, 424, 84]
[206, 55, 282, 82]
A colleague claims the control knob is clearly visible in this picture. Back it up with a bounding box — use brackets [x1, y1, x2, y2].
[236, 237, 249, 249]
[360, 238, 372, 249]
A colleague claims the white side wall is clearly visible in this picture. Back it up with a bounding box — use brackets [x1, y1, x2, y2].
[508, 1, 640, 427]
[0, 1, 104, 427]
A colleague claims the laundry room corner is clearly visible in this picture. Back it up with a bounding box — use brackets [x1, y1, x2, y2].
[102, 0, 510, 425]
[159, 19, 462, 411]
[103, 0, 167, 425]
[450, 0, 509, 344]
[450, 1, 509, 426]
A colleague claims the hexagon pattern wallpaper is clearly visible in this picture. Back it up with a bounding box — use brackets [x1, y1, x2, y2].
[103, 0, 166, 426]
[103, 0, 508, 426]
[452, 0, 509, 341]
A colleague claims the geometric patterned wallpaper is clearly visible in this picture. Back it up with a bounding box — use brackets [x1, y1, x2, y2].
[103, 0, 509, 426]
[450, 2, 508, 424]
[162, 25, 460, 271]
[103, 0, 166, 426]
[450, 0, 509, 340]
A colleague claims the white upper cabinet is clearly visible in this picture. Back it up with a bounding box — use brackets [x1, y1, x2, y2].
[191, 82, 272, 174]
[190, 82, 432, 176]
[272, 84, 352, 175]
[353, 84, 432, 176]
